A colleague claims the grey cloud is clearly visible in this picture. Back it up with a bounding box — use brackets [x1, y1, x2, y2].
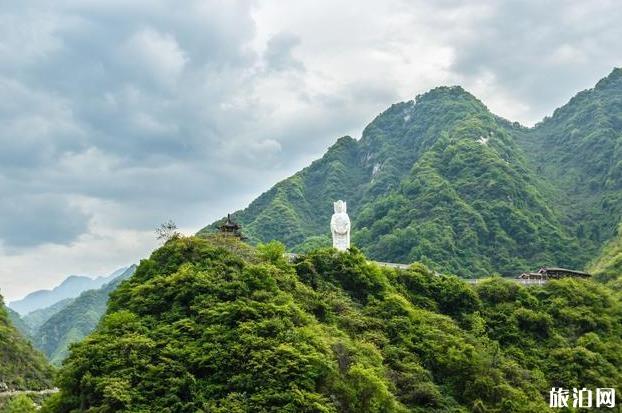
[264, 32, 304, 72]
[442, 0, 622, 123]
[0, 0, 269, 247]
[1, 0, 620, 254]
[0, 195, 90, 249]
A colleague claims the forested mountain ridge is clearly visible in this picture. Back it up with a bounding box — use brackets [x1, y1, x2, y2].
[43, 236, 622, 412]
[521, 67, 622, 261]
[199, 70, 622, 277]
[0, 297, 53, 391]
[6, 307, 31, 339]
[20, 298, 74, 338]
[589, 223, 622, 284]
[31, 265, 137, 365]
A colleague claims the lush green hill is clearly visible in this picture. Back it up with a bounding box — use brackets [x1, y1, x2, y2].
[43, 236, 622, 412]
[0, 297, 53, 390]
[6, 308, 32, 340]
[199, 69, 622, 278]
[20, 299, 74, 338]
[201, 86, 612, 277]
[589, 223, 622, 283]
[32, 266, 136, 365]
[520, 67, 622, 260]
[199, 134, 367, 251]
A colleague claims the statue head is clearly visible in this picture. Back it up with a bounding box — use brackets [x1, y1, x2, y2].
[333, 200, 347, 214]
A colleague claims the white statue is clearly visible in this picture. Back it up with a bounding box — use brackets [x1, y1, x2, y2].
[331, 200, 351, 251]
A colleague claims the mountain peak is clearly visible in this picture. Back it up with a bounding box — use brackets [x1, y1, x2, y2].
[594, 67, 622, 90]
[333, 135, 357, 146]
[415, 85, 482, 106]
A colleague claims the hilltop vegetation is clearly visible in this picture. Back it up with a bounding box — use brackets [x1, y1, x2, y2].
[199, 68, 622, 278]
[44, 236, 622, 412]
[0, 298, 53, 391]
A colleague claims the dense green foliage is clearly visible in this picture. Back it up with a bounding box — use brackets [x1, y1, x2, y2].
[522, 68, 622, 252]
[0, 298, 53, 390]
[32, 266, 136, 366]
[46, 237, 622, 412]
[0, 394, 37, 413]
[589, 223, 622, 282]
[199, 68, 622, 278]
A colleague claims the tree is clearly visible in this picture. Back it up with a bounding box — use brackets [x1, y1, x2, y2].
[155, 220, 179, 242]
[0, 395, 37, 413]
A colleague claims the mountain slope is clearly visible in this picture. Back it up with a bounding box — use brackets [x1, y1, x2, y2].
[519, 67, 622, 260]
[44, 236, 622, 412]
[200, 85, 595, 277]
[200, 135, 368, 250]
[9, 267, 131, 316]
[589, 223, 622, 283]
[6, 307, 31, 339]
[21, 298, 74, 337]
[0, 297, 53, 390]
[32, 265, 136, 365]
[353, 87, 580, 274]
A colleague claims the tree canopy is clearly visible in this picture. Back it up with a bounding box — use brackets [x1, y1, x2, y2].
[44, 236, 622, 412]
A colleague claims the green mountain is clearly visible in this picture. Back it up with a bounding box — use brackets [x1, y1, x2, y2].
[520, 67, 622, 259]
[41, 69, 622, 411]
[199, 68, 622, 278]
[0, 297, 53, 391]
[32, 265, 136, 365]
[6, 307, 31, 340]
[44, 236, 622, 412]
[21, 299, 74, 338]
[589, 223, 622, 283]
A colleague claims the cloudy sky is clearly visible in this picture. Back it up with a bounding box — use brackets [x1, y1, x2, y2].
[1, 0, 621, 301]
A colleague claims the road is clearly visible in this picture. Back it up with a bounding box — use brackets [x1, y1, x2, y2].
[0, 388, 59, 398]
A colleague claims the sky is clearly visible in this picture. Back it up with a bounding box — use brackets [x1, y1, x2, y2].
[1, 0, 621, 302]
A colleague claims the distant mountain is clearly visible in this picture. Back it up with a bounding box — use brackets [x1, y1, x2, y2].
[199, 70, 622, 277]
[32, 265, 137, 365]
[6, 307, 32, 339]
[9, 266, 132, 315]
[22, 298, 74, 335]
[0, 296, 53, 390]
